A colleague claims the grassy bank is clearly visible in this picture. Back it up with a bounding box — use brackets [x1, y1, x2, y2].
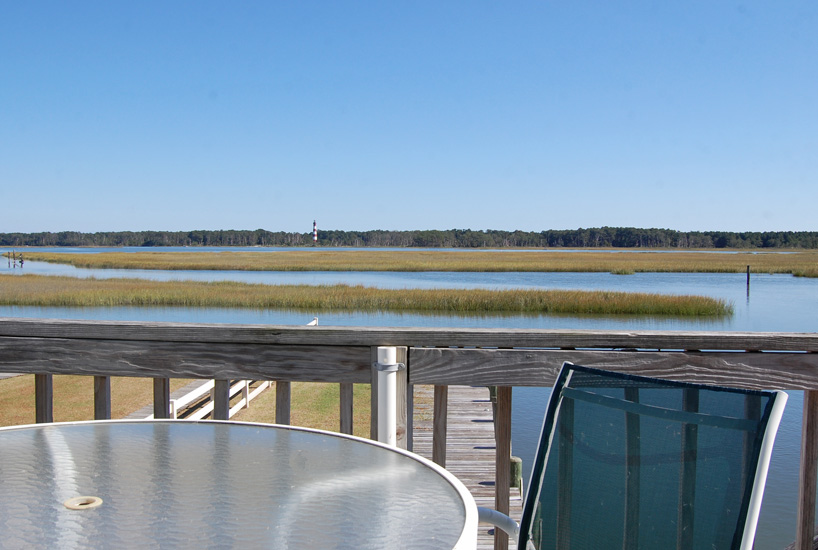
[0, 274, 731, 316]
[0, 375, 190, 426]
[231, 382, 372, 438]
[12, 249, 818, 276]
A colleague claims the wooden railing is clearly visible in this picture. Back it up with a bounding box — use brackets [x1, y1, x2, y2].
[1, 317, 817, 550]
[145, 379, 271, 420]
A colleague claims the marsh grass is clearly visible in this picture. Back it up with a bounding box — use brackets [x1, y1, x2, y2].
[794, 268, 818, 278]
[15, 249, 818, 275]
[0, 274, 732, 316]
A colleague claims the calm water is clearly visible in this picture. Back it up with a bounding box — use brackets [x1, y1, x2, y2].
[2, 250, 817, 549]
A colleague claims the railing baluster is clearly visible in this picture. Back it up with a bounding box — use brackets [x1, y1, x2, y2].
[678, 389, 699, 550]
[406, 383, 414, 452]
[396, 347, 408, 450]
[556, 391, 574, 550]
[35, 374, 53, 423]
[340, 382, 353, 434]
[433, 385, 448, 466]
[153, 378, 170, 419]
[275, 381, 291, 425]
[94, 375, 111, 420]
[213, 379, 230, 420]
[494, 386, 512, 550]
[624, 388, 641, 550]
[796, 390, 818, 550]
[370, 346, 379, 440]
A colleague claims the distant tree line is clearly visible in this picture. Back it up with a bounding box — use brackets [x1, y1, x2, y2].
[1, 228, 817, 249]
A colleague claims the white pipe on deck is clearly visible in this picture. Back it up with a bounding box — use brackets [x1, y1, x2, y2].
[477, 506, 520, 542]
[376, 346, 399, 446]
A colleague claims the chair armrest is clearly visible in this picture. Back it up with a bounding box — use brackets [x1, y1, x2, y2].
[477, 506, 520, 540]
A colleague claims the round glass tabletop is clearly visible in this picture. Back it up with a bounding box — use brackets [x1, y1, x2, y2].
[0, 420, 477, 549]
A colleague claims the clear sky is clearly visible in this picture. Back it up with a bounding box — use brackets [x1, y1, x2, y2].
[1, 2, 815, 234]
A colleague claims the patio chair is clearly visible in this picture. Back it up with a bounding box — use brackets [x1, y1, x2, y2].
[478, 362, 787, 550]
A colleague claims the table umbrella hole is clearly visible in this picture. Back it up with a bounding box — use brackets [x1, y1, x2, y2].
[64, 496, 103, 510]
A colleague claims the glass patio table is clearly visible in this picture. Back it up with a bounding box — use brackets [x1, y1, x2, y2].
[0, 420, 477, 549]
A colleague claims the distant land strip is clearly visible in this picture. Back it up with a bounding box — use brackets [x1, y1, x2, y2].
[1, 227, 818, 249]
[0, 274, 732, 317]
[12, 250, 818, 277]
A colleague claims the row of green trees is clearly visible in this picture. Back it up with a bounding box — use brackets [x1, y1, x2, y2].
[1, 228, 816, 248]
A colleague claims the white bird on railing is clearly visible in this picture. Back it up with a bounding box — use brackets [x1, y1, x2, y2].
[306, 317, 318, 326]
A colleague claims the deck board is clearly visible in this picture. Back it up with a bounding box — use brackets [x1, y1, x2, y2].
[413, 385, 523, 550]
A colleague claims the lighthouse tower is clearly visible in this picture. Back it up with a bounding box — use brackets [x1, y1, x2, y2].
[313, 220, 318, 244]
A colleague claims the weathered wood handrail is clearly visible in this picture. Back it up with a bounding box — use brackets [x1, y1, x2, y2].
[1, 318, 817, 549]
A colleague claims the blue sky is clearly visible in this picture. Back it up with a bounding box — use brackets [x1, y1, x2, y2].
[1, 2, 815, 234]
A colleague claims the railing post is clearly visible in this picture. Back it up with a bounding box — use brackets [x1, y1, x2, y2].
[275, 381, 291, 425]
[796, 390, 818, 550]
[213, 379, 230, 420]
[494, 386, 512, 550]
[35, 374, 53, 423]
[94, 375, 111, 420]
[153, 378, 171, 419]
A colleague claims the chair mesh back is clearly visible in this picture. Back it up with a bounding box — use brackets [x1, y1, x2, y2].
[520, 364, 779, 550]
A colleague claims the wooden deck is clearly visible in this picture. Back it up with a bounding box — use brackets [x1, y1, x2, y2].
[4, 320, 818, 548]
[413, 385, 523, 550]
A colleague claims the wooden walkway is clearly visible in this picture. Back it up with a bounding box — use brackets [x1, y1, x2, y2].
[412, 385, 523, 550]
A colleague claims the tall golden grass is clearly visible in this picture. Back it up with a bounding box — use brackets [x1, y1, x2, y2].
[13, 249, 818, 276]
[0, 274, 731, 316]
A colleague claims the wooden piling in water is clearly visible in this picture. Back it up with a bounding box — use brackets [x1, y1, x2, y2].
[747, 265, 751, 295]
